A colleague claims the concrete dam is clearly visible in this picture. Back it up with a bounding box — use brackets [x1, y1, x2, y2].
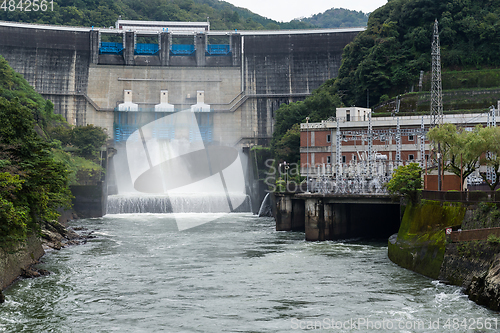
[0, 20, 362, 214]
[0, 21, 361, 146]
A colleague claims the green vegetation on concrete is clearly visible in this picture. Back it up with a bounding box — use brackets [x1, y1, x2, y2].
[385, 163, 422, 204]
[388, 200, 466, 279]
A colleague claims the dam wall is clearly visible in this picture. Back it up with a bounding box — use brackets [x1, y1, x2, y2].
[0, 22, 361, 146]
[0, 23, 91, 125]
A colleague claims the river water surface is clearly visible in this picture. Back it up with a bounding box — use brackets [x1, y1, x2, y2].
[1, 213, 498, 332]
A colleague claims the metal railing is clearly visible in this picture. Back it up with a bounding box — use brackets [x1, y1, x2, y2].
[422, 190, 500, 203]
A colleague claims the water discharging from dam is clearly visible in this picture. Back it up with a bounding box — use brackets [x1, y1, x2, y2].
[107, 109, 251, 229]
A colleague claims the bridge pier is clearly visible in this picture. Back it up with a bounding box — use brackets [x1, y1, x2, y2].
[274, 193, 305, 231]
[124, 31, 135, 65]
[159, 32, 170, 66]
[277, 193, 401, 241]
[90, 30, 99, 64]
[195, 33, 206, 67]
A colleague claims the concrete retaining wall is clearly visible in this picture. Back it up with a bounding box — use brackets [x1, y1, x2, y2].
[70, 183, 106, 218]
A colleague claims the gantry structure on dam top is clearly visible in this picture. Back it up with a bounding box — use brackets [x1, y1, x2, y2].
[0, 20, 363, 148]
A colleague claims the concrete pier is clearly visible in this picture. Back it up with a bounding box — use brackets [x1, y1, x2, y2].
[275, 193, 305, 231]
[275, 193, 400, 241]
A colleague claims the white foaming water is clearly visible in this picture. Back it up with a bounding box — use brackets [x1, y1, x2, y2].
[107, 192, 251, 214]
[108, 109, 251, 223]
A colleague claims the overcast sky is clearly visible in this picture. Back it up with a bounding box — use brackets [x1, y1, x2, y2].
[223, 0, 387, 22]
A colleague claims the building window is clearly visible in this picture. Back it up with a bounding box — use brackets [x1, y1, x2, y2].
[327, 156, 331, 164]
[409, 135, 414, 141]
[327, 134, 331, 143]
[425, 154, 429, 160]
[342, 155, 346, 163]
[352, 154, 357, 161]
[409, 154, 414, 161]
[346, 110, 351, 122]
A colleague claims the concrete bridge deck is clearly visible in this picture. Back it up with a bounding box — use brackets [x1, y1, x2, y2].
[274, 192, 401, 241]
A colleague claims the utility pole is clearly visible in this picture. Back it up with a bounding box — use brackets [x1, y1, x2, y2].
[431, 19, 444, 190]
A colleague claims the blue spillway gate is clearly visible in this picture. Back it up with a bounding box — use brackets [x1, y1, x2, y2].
[114, 112, 213, 143]
[99, 42, 124, 55]
[135, 43, 159, 55]
[170, 44, 196, 55]
[206, 44, 231, 56]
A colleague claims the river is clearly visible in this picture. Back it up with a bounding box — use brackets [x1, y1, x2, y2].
[1, 213, 498, 332]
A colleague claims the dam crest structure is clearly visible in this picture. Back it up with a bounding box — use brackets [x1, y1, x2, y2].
[0, 20, 363, 214]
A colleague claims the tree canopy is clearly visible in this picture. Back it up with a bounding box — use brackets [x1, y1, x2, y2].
[0, 0, 314, 30]
[0, 56, 108, 248]
[302, 8, 368, 28]
[270, 84, 342, 165]
[427, 123, 488, 183]
[333, 0, 500, 107]
[385, 162, 422, 204]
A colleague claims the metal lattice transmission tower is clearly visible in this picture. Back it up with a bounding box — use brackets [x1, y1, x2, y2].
[431, 19, 443, 127]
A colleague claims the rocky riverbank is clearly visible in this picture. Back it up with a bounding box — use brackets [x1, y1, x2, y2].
[439, 240, 500, 310]
[0, 219, 95, 304]
[389, 200, 500, 311]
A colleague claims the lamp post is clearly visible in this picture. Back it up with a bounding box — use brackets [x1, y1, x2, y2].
[306, 117, 310, 193]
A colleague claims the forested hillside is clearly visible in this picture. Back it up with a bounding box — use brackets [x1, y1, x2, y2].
[301, 8, 368, 28]
[335, 0, 500, 107]
[0, 0, 312, 30]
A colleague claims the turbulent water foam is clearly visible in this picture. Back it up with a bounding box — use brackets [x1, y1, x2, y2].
[106, 193, 251, 214]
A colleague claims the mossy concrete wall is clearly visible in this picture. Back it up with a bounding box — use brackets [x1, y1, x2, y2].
[388, 200, 466, 279]
[0, 235, 44, 290]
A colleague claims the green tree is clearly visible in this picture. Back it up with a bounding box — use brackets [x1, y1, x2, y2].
[479, 126, 500, 190]
[271, 84, 342, 164]
[427, 123, 486, 182]
[274, 123, 300, 164]
[71, 124, 108, 160]
[0, 63, 73, 248]
[385, 163, 422, 204]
